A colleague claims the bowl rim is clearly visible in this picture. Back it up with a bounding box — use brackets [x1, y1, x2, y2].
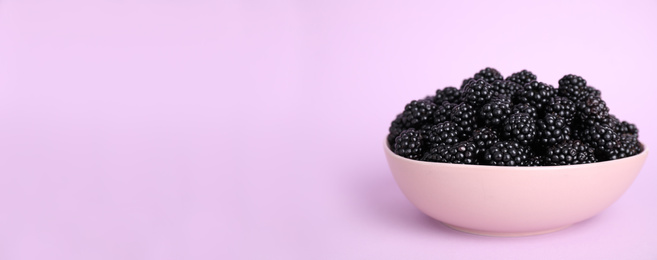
[384, 138, 648, 170]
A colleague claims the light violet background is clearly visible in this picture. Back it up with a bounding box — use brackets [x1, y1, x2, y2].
[1, 0, 656, 259]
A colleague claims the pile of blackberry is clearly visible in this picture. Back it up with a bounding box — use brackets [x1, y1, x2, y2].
[388, 68, 642, 166]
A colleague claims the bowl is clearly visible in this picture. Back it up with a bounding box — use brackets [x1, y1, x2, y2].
[383, 140, 648, 237]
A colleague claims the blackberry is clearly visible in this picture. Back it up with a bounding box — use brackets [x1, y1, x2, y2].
[581, 124, 619, 160]
[474, 67, 504, 83]
[506, 70, 537, 85]
[433, 102, 457, 124]
[387, 114, 405, 146]
[470, 127, 500, 156]
[617, 120, 639, 135]
[422, 141, 478, 164]
[424, 121, 461, 147]
[612, 134, 642, 159]
[502, 113, 537, 146]
[527, 155, 544, 166]
[536, 114, 571, 147]
[460, 78, 473, 89]
[393, 129, 424, 159]
[450, 103, 478, 137]
[515, 81, 556, 111]
[421, 143, 450, 162]
[417, 124, 433, 139]
[479, 96, 513, 128]
[544, 96, 577, 124]
[401, 99, 437, 128]
[483, 140, 530, 166]
[461, 79, 495, 107]
[577, 96, 610, 126]
[512, 103, 538, 119]
[434, 87, 462, 104]
[608, 115, 620, 130]
[444, 141, 478, 164]
[558, 74, 600, 102]
[544, 140, 597, 165]
[490, 80, 521, 98]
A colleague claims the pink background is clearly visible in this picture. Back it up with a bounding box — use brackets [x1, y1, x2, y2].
[1, 0, 656, 259]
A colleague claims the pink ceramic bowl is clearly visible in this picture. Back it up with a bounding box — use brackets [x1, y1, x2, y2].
[384, 140, 648, 237]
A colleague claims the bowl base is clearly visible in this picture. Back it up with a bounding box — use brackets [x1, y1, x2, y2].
[442, 223, 572, 237]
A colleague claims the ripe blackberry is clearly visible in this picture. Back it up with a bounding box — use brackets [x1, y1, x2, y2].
[502, 113, 537, 146]
[544, 96, 577, 124]
[479, 96, 513, 128]
[450, 103, 478, 137]
[470, 127, 500, 156]
[617, 120, 639, 135]
[527, 155, 544, 166]
[558, 74, 600, 102]
[421, 143, 449, 162]
[473, 67, 504, 83]
[512, 103, 538, 119]
[461, 79, 495, 107]
[460, 78, 473, 89]
[434, 87, 462, 104]
[577, 96, 610, 126]
[433, 102, 457, 124]
[515, 81, 556, 111]
[483, 140, 530, 166]
[506, 70, 537, 85]
[490, 80, 521, 98]
[401, 99, 437, 128]
[536, 114, 571, 146]
[608, 114, 620, 129]
[612, 134, 642, 159]
[444, 141, 478, 164]
[581, 124, 619, 160]
[424, 121, 461, 147]
[544, 140, 597, 165]
[387, 114, 405, 146]
[393, 129, 424, 159]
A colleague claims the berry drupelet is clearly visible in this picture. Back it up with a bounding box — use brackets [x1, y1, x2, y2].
[401, 99, 437, 128]
[544, 140, 597, 165]
[393, 129, 424, 159]
[502, 113, 537, 146]
[483, 140, 530, 166]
